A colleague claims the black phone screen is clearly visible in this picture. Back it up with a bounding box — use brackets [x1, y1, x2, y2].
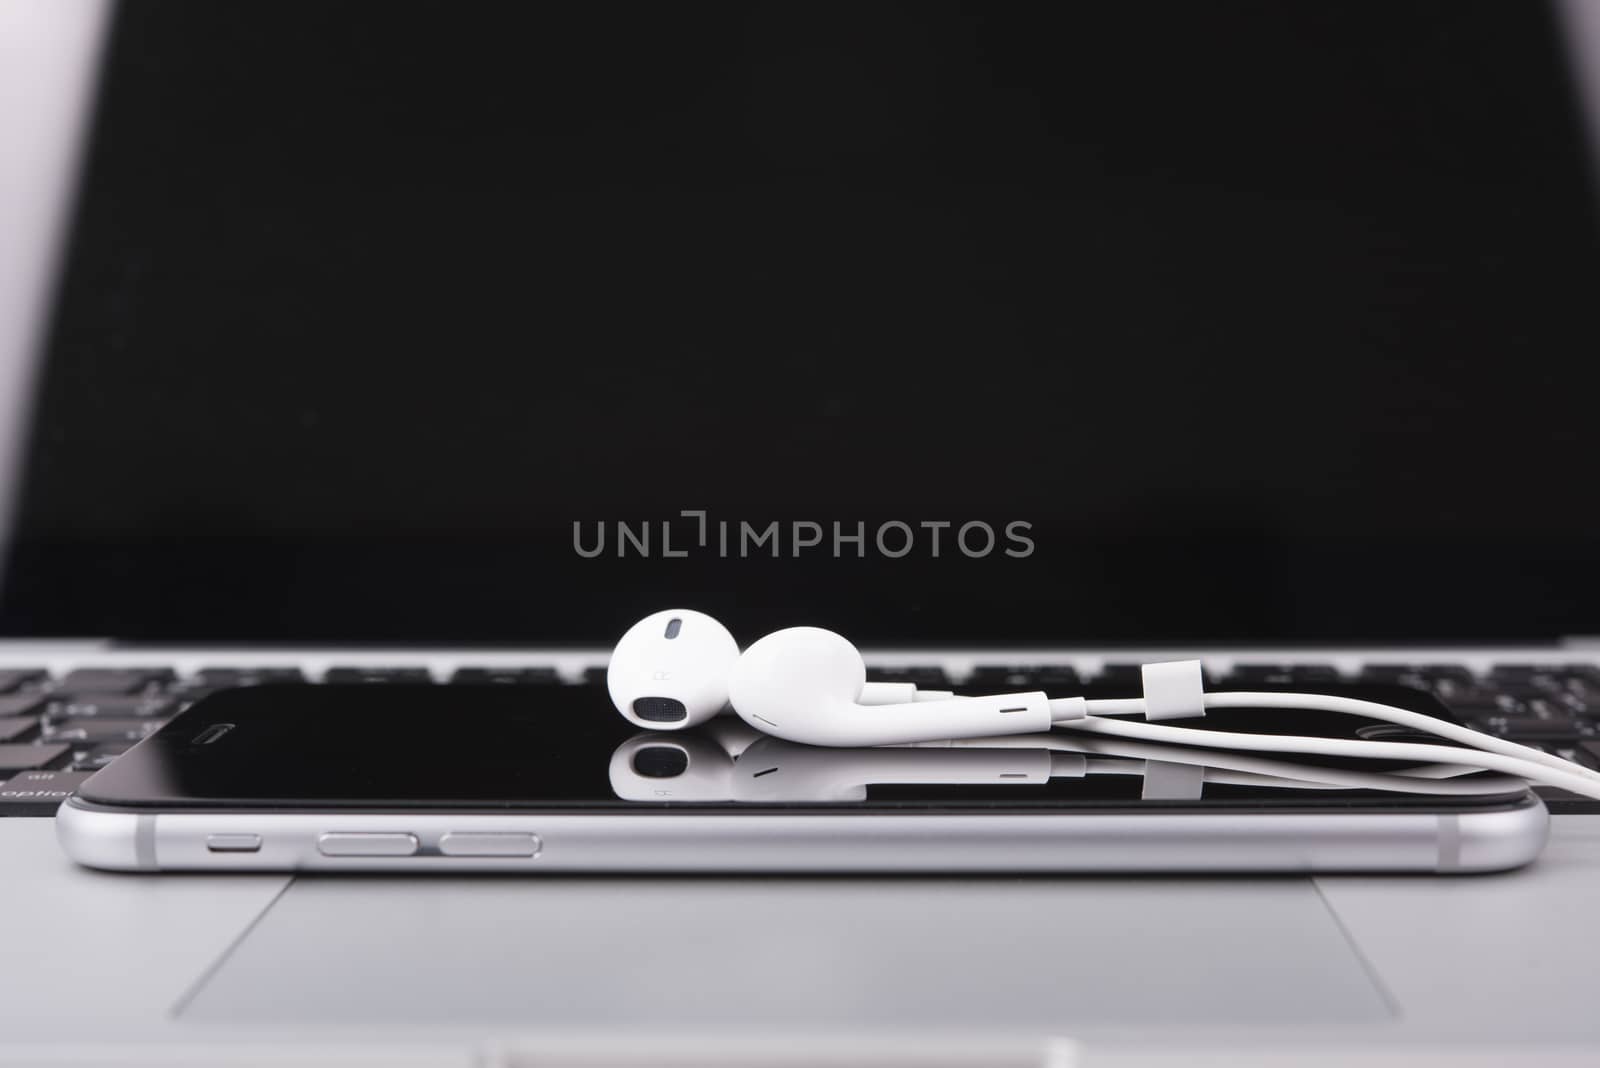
[76, 683, 1531, 813]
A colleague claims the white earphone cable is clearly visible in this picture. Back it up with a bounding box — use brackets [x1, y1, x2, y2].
[1211, 692, 1600, 783]
[1075, 691, 1600, 789]
[1058, 715, 1600, 799]
[1067, 741, 1528, 795]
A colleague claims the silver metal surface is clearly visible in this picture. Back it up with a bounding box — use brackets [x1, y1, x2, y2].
[317, 832, 420, 858]
[1558, 0, 1600, 192]
[0, 1, 108, 574]
[7, 640, 1600, 684]
[438, 831, 542, 857]
[179, 874, 1390, 1031]
[57, 796, 1549, 875]
[12, 815, 1600, 1060]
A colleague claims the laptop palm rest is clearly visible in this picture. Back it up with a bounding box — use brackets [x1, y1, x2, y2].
[178, 876, 1389, 1030]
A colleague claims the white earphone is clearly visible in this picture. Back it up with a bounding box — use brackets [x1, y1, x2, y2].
[607, 609, 741, 730]
[728, 626, 1070, 746]
[607, 609, 956, 732]
[606, 609, 1600, 801]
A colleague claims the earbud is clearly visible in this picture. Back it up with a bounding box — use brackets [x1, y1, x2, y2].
[607, 608, 740, 730]
[607, 612, 958, 732]
[726, 626, 1076, 746]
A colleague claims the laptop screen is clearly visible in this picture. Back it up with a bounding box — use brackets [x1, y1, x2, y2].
[5, 2, 1600, 645]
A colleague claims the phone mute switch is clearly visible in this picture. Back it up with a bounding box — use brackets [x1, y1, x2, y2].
[317, 832, 420, 857]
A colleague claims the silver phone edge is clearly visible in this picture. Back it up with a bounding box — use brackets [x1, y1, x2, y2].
[54, 795, 1550, 875]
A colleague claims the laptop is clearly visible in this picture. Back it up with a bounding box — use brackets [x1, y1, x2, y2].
[4, 1, 1600, 1063]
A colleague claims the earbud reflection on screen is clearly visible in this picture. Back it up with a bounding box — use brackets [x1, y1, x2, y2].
[608, 730, 1079, 803]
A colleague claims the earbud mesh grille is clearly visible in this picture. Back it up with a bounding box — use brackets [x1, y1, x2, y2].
[632, 696, 688, 723]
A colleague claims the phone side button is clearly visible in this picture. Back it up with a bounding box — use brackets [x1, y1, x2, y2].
[317, 832, 420, 857]
[206, 833, 263, 853]
[438, 832, 541, 858]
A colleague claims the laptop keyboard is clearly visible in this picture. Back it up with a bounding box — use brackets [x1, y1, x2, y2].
[1, 660, 1597, 816]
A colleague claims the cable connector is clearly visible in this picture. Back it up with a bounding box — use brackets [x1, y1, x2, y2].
[1141, 659, 1207, 721]
[1047, 695, 1089, 721]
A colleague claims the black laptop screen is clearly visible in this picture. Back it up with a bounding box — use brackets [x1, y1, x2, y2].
[5, 1, 1600, 644]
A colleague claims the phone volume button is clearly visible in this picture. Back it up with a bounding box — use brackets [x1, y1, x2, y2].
[317, 832, 420, 857]
[438, 832, 541, 858]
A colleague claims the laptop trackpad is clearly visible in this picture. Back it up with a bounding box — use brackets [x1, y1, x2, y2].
[180, 876, 1390, 1029]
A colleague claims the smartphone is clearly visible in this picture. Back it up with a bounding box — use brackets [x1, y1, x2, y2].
[56, 682, 1549, 874]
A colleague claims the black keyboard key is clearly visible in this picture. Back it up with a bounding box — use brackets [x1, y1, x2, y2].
[1223, 664, 1299, 679]
[965, 667, 1036, 689]
[1429, 675, 1480, 698]
[324, 667, 433, 684]
[1356, 664, 1464, 690]
[1222, 664, 1342, 687]
[1487, 716, 1584, 740]
[54, 668, 174, 696]
[1090, 663, 1211, 689]
[39, 718, 161, 745]
[46, 695, 175, 719]
[1510, 697, 1574, 722]
[1490, 681, 1568, 702]
[0, 669, 46, 693]
[0, 694, 46, 717]
[967, 666, 1082, 690]
[0, 769, 92, 816]
[1574, 742, 1600, 770]
[1355, 664, 1410, 681]
[866, 667, 953, 688]
[1362, 663, 1456, 678]
[1488, 664, 1543, 678]
[1414, 664, 1475, 685]
[1487, 665, 1590, 692]
[450, 668, 561, 685]
[1032, 667, 1086, 688]
[192, 667, 308, 688]
[1024, 668, 1088, 693]
[1480, 693, 1542, 717]
[1561, 691, 1600, 718]
[1436, 684, 1507, 710]
[0, 744, 70, 774]
[0, 719, 37, 743]
[1089, 664, 1148, 689]
[1557, 666, 1600, 691]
